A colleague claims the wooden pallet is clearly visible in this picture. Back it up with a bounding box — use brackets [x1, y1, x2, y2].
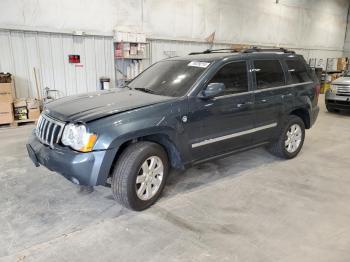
[12, 119, 38, 127]
[0, 119, 38, 128]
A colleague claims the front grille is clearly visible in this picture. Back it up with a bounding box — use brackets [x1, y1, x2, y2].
[335, 85, 350, 96]
[36, 114, 66, 148]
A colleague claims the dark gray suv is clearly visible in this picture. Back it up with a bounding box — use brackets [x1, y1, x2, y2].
[27, 48, 320, 210]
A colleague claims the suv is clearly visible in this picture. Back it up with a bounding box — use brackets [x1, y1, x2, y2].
[325, 71, 350, 112]
[27, 48, 320, 211]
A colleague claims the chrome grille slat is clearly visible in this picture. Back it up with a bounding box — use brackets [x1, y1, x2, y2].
[41, 120, 48, 141]
[45, 122, 52, 143]
[334, 85, 350, 95]
[56, 126, 63, 143]
[35, 114, 66, 148]
[38, 116, 45, 139]
[50, 125, 58, 148]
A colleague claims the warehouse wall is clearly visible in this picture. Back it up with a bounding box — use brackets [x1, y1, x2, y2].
[0, 0, 349, 97]
[0, 30, 114, 99]
[1, 0, 348, 54]
[343, 10, 350, 58]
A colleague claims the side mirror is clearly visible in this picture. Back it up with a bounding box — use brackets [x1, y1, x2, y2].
[199, 83, 225, 99]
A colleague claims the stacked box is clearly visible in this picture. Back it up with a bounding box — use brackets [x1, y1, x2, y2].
[0, 103, 14, 124]
[337, 57, 348, 71]
[0, 76, 15, 124]
[14, 99, 27, 120]
[26, 98, 41, 119]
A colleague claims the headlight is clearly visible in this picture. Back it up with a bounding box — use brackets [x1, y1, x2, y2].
[330, 84, 337, 93]
[61, 124, 97, 152]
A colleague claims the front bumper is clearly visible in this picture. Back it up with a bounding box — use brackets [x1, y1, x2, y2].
[325, 91, 350, 110]
[26, 131, 117, 186]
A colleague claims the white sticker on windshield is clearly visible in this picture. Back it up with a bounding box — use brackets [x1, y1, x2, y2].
[188, 61, 210, 68]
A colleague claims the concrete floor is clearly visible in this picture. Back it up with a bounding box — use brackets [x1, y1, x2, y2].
[0, 95, 350, 262]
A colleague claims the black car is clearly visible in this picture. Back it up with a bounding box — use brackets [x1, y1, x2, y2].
[27, 47, 320, 211]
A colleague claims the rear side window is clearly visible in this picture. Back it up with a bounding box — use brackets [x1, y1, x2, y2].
[286, 59, 312, 83]
[209, 61, 248, 95]
[254, 60, 285, 89]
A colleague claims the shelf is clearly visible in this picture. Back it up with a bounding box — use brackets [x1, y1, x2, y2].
[326, 70, 343, 74]
[115, 57, 148, 60]
[114, 41, 148, 44]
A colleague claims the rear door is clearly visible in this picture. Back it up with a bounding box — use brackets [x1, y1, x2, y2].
[252, 59, 290, 143]
[187, 60, 255, 161]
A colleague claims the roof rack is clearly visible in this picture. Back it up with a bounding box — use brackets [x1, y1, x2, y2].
[188, 48, 240, 55]
[188, 46, 295, 55]
[242, 47, 295, 54]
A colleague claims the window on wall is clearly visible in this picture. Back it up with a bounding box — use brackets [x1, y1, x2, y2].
[286, 59, 312, 83]
[254, 60, 285, 89]
[209, 61, 248, 96]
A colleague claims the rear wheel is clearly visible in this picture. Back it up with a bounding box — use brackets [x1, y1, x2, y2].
[268, 115, 305, 159]
[111, 141, 169, 211]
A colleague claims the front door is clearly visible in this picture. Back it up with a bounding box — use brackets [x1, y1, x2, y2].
[187, 60, 255, 162]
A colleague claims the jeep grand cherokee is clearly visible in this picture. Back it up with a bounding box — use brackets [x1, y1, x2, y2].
[27, 47, 320, 211]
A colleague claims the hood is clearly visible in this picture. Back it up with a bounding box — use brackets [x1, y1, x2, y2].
[332, 76, 350, 85]
[44, 89, 174, 122]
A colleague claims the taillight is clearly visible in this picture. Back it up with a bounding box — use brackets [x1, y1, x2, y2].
[315, 83, 320, 102]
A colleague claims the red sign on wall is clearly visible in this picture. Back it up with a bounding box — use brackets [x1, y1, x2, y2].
[69, 55, 80, 63]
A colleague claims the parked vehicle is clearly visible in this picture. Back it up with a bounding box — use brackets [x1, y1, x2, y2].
[27, 47, 320, 211]
[325, 71, 350, 112]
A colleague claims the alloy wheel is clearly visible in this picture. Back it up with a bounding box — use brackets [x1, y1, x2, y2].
[135, 156, 164, 201]
[285, 124, 302, 153]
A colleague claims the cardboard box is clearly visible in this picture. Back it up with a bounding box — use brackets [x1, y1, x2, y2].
[14, 99, 26, 108]
[28, 108, 40, 120]
[0, 83, 14, 103]
[26, 98, 40, 109]
[0, 73, 12, 83]
[230, 44, 250, 51]
[326, 58, 338, 72]
[0, 102, 12, 113]
[0, 102, 14, 124]
[337, 57, 348, 71]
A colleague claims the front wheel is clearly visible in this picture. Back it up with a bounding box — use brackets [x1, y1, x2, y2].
[111, 141, 169, 211]
[268, 115, 305, 159]
[326, 104, 336, 113]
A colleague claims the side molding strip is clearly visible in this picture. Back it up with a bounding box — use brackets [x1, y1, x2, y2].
[191, 122, 277, 148]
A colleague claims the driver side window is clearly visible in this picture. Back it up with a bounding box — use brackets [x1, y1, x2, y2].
[209, 61, 248, 96]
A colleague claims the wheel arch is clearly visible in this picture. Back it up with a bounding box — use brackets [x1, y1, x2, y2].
[289, 107, 310, 129]
[107, 132, 184, 182]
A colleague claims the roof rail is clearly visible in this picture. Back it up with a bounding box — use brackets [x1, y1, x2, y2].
[188, 48, 240, 55]
[189, 46, 295, 55]
[188, 46, 295, 55]
[242, 47, 295, 54]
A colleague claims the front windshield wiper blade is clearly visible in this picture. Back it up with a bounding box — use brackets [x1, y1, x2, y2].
[134, 87, 155, 94]
[123, 85, 132, 90]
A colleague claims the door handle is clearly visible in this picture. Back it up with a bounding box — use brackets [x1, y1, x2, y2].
[237, 101, 253, 108]
[281, 93, 293, 99]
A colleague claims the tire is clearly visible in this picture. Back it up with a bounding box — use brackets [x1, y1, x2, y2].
[268, 115, 305, 159]
[326, 104, 335, 113]
[111, 141, 169, 211]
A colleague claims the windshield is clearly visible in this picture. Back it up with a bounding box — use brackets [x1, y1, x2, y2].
[128, 60, 209, 97]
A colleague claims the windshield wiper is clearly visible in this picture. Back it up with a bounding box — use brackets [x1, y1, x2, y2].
[123, 85, 132, 90]
[134, 87, 155, 94]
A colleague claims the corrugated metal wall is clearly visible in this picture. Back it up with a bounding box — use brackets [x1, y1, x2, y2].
[0, 30, 114, 99]
[149, 39, 230, 64]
